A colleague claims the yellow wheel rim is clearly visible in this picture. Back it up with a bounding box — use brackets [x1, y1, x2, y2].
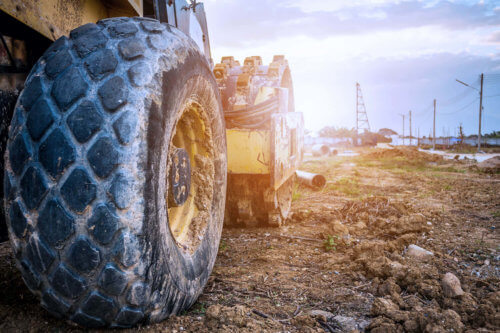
[167, 101, 214, 254]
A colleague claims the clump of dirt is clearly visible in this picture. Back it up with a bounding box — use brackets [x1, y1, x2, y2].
[204, 305, 281, 332]
[338, 197, 430, 256]
[363, 146, 444, 163]
[363, 251, 500, 331]
[476, 156, 500, 173]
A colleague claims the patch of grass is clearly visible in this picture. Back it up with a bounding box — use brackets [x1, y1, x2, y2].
[326, 177, 361, 197]
[446, 146, 478, 154]
[292, 184, 302, 202]
[356, 156, 430, 174]
[493, 211, 500, 218]
[430, 166, 466, 174]
[417, 191, 432, 199]
[353, 158, 378, 168]
[191, 302, 207, 315]
[219, 239, 228, 252]
[302, 157, 342, 174]
[443, 184, 452, 191]
[323, 235, 338, 252]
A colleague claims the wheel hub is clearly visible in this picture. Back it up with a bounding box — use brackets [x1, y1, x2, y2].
[168, 148, 191, 207]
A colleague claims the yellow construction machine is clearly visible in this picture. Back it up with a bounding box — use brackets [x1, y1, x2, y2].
[0, 0, 303, 328]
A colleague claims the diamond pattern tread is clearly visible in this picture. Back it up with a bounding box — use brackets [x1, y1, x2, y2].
[4, 17, 225, 328]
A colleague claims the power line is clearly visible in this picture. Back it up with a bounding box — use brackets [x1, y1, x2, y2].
[439, 87, 476, 107]
[413, 102, 434, 117]
[415, 106, 434, 128]
[438, 98, 478, 115]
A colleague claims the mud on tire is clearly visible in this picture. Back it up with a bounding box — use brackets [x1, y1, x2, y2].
[4, 17, 226, 328]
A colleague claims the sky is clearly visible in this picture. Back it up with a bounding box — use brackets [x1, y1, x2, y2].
[202, 0, 500, 137]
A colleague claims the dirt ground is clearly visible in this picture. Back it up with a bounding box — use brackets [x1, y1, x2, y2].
[0, 147, 498, 332]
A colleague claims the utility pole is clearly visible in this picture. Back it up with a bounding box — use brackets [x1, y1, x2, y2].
[399, 114, 405, 145]
[409, 110, 412, 146]
[433, 99, 436, 150]
[478, 73, 484, 152]
[418, 127, 420, 147]
[456, 74, 484, 152]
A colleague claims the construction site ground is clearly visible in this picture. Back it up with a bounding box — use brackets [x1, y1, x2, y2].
[0, 147, 498, 332]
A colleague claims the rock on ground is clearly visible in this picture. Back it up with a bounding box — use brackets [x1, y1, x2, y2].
[406, 244, 434, 259]
[441, 272, 464, 298]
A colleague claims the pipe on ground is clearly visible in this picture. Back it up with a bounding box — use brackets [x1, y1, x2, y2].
[296, 170, 326, 189]
[311, 144, 330, 156]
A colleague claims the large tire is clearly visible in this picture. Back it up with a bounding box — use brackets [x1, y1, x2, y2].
[3, 17, 226, 328]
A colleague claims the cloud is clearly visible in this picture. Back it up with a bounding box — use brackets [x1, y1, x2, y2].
[203, 0, 500, 135]
[485, 30, 500, 44]
[205, 0, 500, 46]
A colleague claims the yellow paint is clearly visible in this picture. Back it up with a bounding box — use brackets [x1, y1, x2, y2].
[168, 103, 209, 250]
[0, 0, 142, 41]
[227, 129, 270, 174]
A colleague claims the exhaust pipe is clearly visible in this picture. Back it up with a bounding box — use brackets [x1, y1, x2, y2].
[296, 170, 326, 189]
[312, 144, 330, 156]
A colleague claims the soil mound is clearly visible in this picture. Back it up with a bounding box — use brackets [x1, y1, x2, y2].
[363, 147, 443, 162]
[476, 155, 500, 173]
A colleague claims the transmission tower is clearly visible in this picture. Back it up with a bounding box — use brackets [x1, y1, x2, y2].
[356, 83, 371, 139]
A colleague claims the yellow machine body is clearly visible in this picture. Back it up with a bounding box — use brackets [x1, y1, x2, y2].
[227, 129, 271, 174]
[226, 111, 303, 190]
[218, 56, 303, 191]
[0, 0, 142, 41]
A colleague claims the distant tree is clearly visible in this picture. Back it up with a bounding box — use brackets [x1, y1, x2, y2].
[378, 128, 397, 136]
[360, 131, 391, 146]
[319, 126, 356, 138]
[484, 130, 500, 138]
[319, 126, 392, 146]
[458, 124, 465, 145]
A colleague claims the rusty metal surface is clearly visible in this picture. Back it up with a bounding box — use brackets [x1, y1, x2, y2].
[0, 0, 142, 40]
[215, 55, 295, 120]
[215, 55, 303, 189]
[224, 173, 293, 227]
[270, 111, 303, 190]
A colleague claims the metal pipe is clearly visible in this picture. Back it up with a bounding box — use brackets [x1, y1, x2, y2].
[311, 144, 329, 156]
[296, 170, 326, 189]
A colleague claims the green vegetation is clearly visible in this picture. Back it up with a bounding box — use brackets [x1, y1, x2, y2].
[190, 302, 207, 314]
[430, 166, 466, 174]
[483, 130, 500, 138]
[318, 126, 392, 145]
[219, 239, 228, 252]
[323, 235, 338, 252]
[325, 176, 361, 197]
[301, 158, 342, 174]
[292, 183, 302, 202]
[355, 156, 426, 172]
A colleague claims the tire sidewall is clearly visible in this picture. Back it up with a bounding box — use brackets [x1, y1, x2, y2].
[143, 51, 226, 315]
